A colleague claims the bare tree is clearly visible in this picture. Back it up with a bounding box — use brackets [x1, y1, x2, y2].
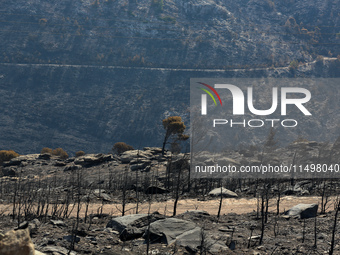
[145, 193, 153, 255]
[259, 181, 270, 245]
[172, 153, 189, 217]
[217, 185, 223, 220]
[172, 156, 181, 217]
[302, 219, 306, 243]
[319, 180, 331, 214]
[121, 166, 129, 216]
[248, 226, 255, 248]
[313, 215, 317, 249]
[69, 166, 82, 254]
[276, 182, 282, 215]
[199, 225, 210, 255]
[329, 195, 340, 255]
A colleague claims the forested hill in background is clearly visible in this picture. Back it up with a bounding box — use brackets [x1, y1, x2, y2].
[0, 0, 339, 155]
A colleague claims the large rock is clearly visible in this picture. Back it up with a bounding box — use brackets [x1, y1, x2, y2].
[3, 154, 40, 167]
[2, 167, 17, 177]
[16, 219, 40, 235]
[106, 213, 165, 241]
[177, 229, 229, 254]
[41, 246, 77, 255]
[120, 150, 153, 163]
[285, 204, 318, 219]
[93, 189, 112, 202]
[208, 187, 238, 198]
[294, 180, 313, 192]
[180, 210, 210, 217]
[63, 163, 82, 172]
[50, 220, 66, 227]
[35, 251, 46, 255]
[143, 147, 163, 154]
[130, 161, 150, 171]
[119, 227, 145, 241]
[149, 219, 229, 253]
[148, 218, 196, 244]
[217, 157, 241, 166]
[166, 157, 189, 173]
[208, 240, 230, 254]
[130, 158, 151, 165]
[0, 228, 35, 255]
[107, 214, 151, 232]
[172, 226, 202, 251]
[74, 154, 112, 167]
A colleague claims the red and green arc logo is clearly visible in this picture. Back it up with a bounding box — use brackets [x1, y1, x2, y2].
[198, 82, 222, 115]
[198, 82, 223, 106]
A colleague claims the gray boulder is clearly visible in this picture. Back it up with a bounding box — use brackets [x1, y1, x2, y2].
[2, 167, 17, 177]
[285, 204, 318, 219]
[35, 251, 47, 255]
[120, 150, 153, 163]
[180, 210, 210, 218]
[119, 227, 145, 241]
[149, 219, 229, 253]
[54, 161, 66, 167]
[130, 158, 151, 165]
[217, 157, 240, 166]
[50, 220, 66, 227]
[143, 147, 162, 154]
[63, 163, 82, 172]
[172, 226, 202, 251]
[16, 219, 40, 235]
[93, 189, 112, 202]
[41, 246, 77, 255]
[106, 213, 164, 241]
[0, 228, 35, 255]
[3, 154, 39, 167]
[208, 187, 238, 198]
[293, 180, 313, 194]
[148, 218, 196, 244]
[130, 163, 149, 171]
[74, 154, 112, 167]
[208, 240, 230, 253]
[166, 158, 189, 173]
[107, 214, 151, 232]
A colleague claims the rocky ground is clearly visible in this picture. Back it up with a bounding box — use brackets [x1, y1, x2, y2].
[1, 204, 340, 254]
[1, 145, 340, 254]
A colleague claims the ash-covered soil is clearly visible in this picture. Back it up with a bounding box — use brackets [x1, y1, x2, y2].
[0, 209, 339, 255]
[1, 146, 340, 254]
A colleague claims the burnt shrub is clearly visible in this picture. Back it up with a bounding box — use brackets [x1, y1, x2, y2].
[113, 142, 134, 155]
[40, 147, 69, 159]
[0, 150, 19, 163]
[41, 147, 53, 154]
[52, 148, 69, 159]
[75, 151, 86, 157]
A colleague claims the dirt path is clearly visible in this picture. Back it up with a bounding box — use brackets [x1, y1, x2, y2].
[85, 196, 327, 217]
[0, 196, 330, 218]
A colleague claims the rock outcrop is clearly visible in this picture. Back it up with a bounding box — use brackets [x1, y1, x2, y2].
[0, 228, 35, 255]
[285, 204, 318, 219]
[208, 187, 238, 198]
[106, 213, 165, 241]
